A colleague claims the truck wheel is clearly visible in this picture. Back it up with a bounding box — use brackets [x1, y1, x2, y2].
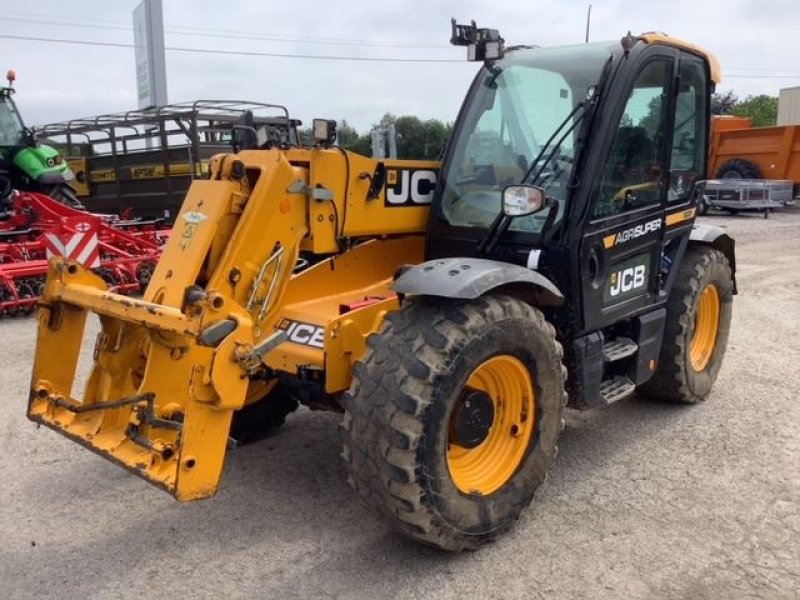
[640, 247, 733, 403]
[716, 158, 762, 180]
[341, 294, 566, 551]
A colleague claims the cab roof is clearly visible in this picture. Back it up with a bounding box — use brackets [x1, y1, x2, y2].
[639, 32, 722, 83]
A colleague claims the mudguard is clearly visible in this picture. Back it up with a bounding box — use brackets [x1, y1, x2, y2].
[690, 223, 737, 293]
[392, 257, 564, 306]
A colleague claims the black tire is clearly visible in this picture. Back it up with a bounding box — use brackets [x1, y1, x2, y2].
[640, 247, 733, 403]
[697, 196, 709, 216]
[45, 184, 85, 210]
[341, 294, 566, 551]
[716, 158, 762, 180]
[229, 383, 299, 445]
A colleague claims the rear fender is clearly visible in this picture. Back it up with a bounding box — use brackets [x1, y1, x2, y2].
[690, 224, 737, 294]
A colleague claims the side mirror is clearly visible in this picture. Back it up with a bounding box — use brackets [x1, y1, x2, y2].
[502, 184, 547, 218]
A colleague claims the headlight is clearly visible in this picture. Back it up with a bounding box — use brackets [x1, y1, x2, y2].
[63, 169, 75, 181]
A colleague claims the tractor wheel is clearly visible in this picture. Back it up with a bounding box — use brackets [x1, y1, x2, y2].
[45, 184, 85, 210]
[341, 294, 566, 551]
[229, 382, 299, 445]
[640, 247, 733, 404]
[716, 158, 762, 180]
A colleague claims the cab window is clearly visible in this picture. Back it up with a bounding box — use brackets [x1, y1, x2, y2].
[668, 58, 708, 203]
[593, 59, 672, 219]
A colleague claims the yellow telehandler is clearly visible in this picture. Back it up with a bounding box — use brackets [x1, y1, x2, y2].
[27, 21, 735, 550]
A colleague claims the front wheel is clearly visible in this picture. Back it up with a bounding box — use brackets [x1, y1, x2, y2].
[640, 247, 733, 403]
[341, 294, 566, 551]
[229, 381, 299, 445]
[45, 183, 85, 210]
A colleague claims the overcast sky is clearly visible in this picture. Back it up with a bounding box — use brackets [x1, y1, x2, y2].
[3, 0, 799, 131]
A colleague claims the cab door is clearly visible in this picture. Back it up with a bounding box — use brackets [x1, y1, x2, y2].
[580, 52, 676, 332]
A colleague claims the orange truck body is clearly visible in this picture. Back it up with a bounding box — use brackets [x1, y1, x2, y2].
[709, 116, 800, 183]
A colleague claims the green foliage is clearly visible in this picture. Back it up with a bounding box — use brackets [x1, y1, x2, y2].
[731, 94, 778, 127]
[711, 91, 738, 115]
[336, 120, 371, 155]
[636, 95, 665, 137]
[393, 115, 452, 160]
[309, 112, 451, 160]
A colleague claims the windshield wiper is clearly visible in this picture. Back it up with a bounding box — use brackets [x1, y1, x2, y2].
[520, 101, 585, 185]
[476, 102, 587, 255]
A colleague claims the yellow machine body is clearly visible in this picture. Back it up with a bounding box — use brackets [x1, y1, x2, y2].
[28, 147, 435, 500]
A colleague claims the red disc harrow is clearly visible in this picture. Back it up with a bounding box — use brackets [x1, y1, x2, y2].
[0, 191, 170, 317]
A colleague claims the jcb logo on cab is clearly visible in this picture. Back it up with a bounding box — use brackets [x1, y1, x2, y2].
[609, 264, 646, 297]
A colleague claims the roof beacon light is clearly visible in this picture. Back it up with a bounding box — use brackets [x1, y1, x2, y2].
[450, 18, 505, 62]
[6, 69, 16, 87]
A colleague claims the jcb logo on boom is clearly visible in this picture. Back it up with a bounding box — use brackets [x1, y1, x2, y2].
[278, 319, 325, 349]
[385, 169, 437, 207]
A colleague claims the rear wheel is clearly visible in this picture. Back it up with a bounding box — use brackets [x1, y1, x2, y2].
[341, 294, 566, 551]
[640, 247, 733, 403]
[716, 158, 762, 180]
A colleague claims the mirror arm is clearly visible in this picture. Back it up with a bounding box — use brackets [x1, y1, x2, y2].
[540, 199, 560, 243]
[477, 212, 508, 256]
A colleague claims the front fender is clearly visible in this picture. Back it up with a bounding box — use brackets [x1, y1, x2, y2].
[392, 257, 564, 306]
[12, 144, 70, 182]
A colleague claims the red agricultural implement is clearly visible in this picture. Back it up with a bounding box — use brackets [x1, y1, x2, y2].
[0, 190, 169, 317]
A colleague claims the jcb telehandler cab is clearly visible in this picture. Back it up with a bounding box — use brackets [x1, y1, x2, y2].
[27, 22, 735, 551]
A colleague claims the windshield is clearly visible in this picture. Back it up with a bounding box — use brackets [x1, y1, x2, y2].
[0, 95, 25, 146]
[441, 43, 612, 235]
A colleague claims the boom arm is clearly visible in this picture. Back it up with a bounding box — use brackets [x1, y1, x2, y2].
[28, 147, 438, 500]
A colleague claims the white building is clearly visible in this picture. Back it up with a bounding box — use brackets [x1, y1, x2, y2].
[777, 86, 800, 125]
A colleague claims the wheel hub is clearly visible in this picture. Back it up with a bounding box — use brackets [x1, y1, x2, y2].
[446, 355, 536, 496]
[452, 389, 494, 449]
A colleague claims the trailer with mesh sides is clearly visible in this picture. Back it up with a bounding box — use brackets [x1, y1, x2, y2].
[36, 101, 302, 222]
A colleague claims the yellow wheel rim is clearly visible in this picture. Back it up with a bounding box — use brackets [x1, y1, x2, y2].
[690, 284, 720, 372]
[447, 355, 535, 496]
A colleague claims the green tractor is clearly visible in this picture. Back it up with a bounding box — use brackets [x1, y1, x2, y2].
[0, 70, 82, 207]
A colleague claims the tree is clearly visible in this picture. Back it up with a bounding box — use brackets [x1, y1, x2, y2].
[731, 94, 778, 127]
[711, 91, 738, 115]
[393, 115, 451, 160]
[301, 113, 452, 159]
[297, 125, 312, 147]
[336, 120, 371, 155]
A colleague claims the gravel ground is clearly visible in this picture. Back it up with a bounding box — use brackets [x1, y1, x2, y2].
[1, 209, 799, 599]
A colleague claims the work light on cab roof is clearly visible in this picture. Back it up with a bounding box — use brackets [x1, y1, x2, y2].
[450, 18, 505, 61]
